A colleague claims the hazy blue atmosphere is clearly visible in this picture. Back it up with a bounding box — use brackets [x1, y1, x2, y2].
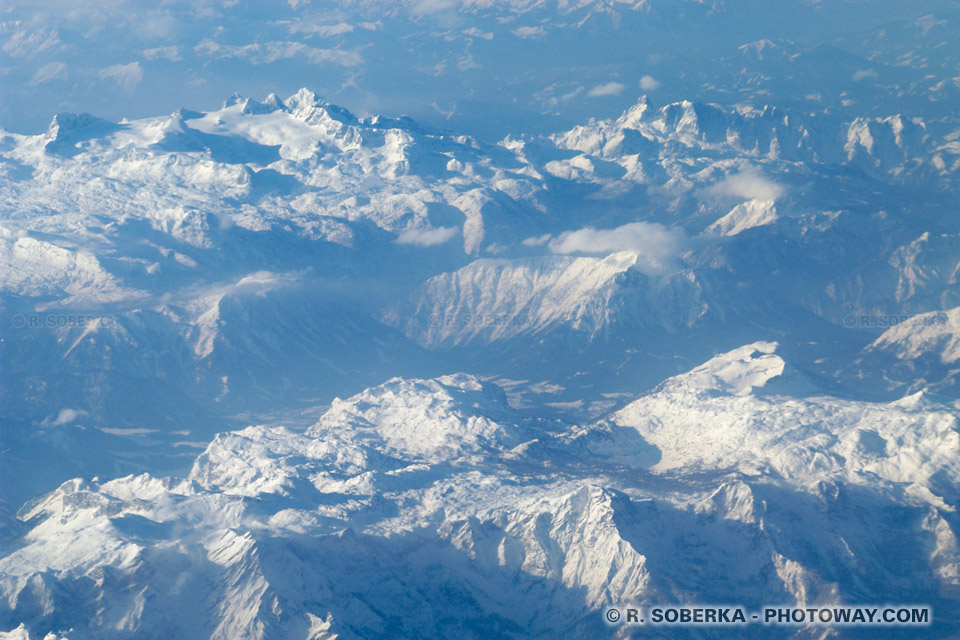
[3, 0, 959, 137]
[1, 1, 959, 638]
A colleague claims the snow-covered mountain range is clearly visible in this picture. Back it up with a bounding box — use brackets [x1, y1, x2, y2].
[3, 5, 960, 636]
[3, 344, 958, 639]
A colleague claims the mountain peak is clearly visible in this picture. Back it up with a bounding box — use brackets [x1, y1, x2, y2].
[272, 88, 357, 128]
[869, 307, 960, 364]
[305, 374, 521, 461]
[736, 38, 792, 60]
[44, 112, 120, 154]
[616, 95, 650, 129]
[222, 92, 285, 115]
[47, 112, 102, 133]
[675, 341, 786, 396]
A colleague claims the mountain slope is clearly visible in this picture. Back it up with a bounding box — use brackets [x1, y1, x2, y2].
[2, 346, 958, 639]
[381, 251, 705, 348]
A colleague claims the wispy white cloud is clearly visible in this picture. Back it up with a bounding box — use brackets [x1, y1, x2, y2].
[512, 26, 545, 39]
[704, 169, 785, 201]
[195, 40, 361, 67]
[2, 28, 60, 58]
[457, 49, 479, 72]
[463, 27, 493, 40]
[285, 21, 355, 37]
[30, 61, 66, 85]
[143, 45, 182, 61]
[132, 10, 179, 39]
[560, 86, 584, 102]
[639, 75, 660, 90]
[99, 61, 143, 91]
[396, 226, 458, 247]
[410, 0, 456, 15]
[587, 81, 624, 97]
[852, 69, 877, 81]
[534, 221, 687, 275]
[41, 407, 87, 428]
[522, 233, 551, 247]
[190, 271, 304, 301]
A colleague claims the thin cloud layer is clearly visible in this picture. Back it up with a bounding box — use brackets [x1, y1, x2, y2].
[2, 27, 61, 58]
[705, 169, 785, 201]
[143, 46, 183, 62]
[639, 75, 660, 90]
[30, 61, 67, 86]
[396, 226, 459, 247]
[195, 40, 362, 67]
[587, 82, 625, 97]
[536, 221, 687, 275]
[99, 62, 143, 92]
[512, 26, 546, 39]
